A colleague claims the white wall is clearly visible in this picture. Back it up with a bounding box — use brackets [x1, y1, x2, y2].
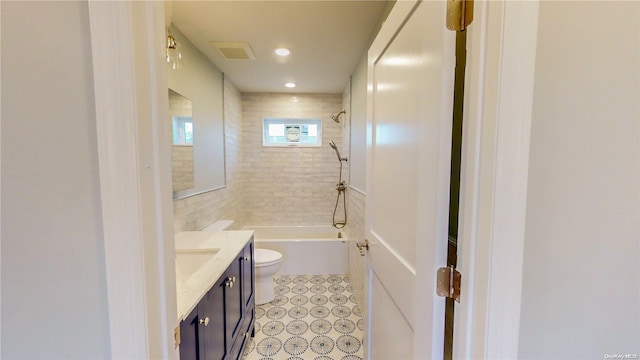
[1, 1, 111, 358]
[519, 2, 640, 358]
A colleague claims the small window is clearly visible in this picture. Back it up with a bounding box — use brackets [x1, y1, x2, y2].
[263, 118, 322, 147]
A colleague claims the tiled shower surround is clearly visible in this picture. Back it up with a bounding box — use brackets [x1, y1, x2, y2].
[339, 81, 365, 306]
[344, 191, 366, 315]
[241, 93, 345, 226]
[174, 91, 348, 230]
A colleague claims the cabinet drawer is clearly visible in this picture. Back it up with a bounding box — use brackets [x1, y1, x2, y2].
[229, 307, 255, 360]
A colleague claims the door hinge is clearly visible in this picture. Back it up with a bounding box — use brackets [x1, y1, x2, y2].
[437, 265, 461, 302]
[446, 0, 474, 31]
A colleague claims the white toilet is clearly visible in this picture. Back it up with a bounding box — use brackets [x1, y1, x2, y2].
[254, 248, 283, 305]
[200, 220, 283, 305]
[200, 219, 234, 231]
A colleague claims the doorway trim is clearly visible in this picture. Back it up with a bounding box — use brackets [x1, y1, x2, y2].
[86, 0, 541, 358]
[454, 0, 540, 358]
[88, 1, 177, 358]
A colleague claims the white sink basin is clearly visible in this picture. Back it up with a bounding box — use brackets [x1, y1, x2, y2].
[175, 249, 220, 284]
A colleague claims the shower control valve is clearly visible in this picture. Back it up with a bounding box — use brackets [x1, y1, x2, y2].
[356, 239, 370, 256]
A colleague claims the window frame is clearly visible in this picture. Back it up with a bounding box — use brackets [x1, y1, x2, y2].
[262, 117, 323, 147]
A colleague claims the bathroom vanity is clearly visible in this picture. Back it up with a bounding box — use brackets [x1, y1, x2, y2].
[175, 231, 255, 360]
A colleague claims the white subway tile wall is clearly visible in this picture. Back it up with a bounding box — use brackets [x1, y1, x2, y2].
[173, 78, 245, 232]
[241, 93, 344, 226]
[341, 81, 351, 200]
[341, 81, 368, 346]
[171, 145, 195, 192]
[340, 83, 364, 307]
[346, 191, 367, 340]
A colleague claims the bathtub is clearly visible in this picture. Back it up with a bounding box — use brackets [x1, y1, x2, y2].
[243, 225, 348, 275]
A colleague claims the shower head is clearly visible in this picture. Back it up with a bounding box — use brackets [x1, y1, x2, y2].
[329, 140, 347, 162]
[330, 110, 347, 123]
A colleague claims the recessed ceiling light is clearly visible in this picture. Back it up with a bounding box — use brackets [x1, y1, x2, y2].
[274, 48, 292, 57]
[285, 82, 296, 88]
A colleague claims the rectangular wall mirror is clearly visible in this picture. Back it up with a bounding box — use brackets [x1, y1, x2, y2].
[168, 26, 226, 200]
[169, 89, 195, 192]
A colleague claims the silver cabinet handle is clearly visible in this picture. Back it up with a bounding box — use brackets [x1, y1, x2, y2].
[199, 317, 210, 326]
[225, 277, 234, 288]
[243, 256, 249, 261]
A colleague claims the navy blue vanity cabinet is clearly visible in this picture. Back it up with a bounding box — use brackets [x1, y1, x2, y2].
[224, 253, 243, 354]
[202, 280, 226, 360]
[179, 276, 226, 360]
[179, 307, 199, 360]
[241, 240, 254, 311]
[179, 238, 255, 360]
[229, 239, 255, 359]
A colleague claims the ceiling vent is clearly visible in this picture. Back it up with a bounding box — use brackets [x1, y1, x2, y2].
[209, 41, 256, 60]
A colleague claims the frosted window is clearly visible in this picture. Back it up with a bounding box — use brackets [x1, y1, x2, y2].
[263, 118, 322, 147]
[268, 124, 285, 136]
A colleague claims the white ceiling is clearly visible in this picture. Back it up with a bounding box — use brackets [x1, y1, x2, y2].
[168, 1, 391, 94]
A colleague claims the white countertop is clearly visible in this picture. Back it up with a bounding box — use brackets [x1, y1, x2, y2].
[174, 230, 254, 322]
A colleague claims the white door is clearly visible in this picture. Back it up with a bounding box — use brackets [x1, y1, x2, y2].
[365, 1, 456, 358]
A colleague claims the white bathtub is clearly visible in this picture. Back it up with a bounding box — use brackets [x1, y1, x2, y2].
[243, 225, 348, 275]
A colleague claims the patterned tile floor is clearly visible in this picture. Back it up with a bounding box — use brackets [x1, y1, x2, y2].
[242, 274, 364, 360]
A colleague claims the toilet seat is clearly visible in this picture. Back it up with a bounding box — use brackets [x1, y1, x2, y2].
[255, 248, 283, 267]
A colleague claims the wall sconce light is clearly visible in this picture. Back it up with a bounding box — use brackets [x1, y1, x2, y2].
[166, 30, 182, 70]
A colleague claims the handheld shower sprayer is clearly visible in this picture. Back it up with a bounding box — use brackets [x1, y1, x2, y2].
[330, 110, 346, 123]
[329, 140, 348, 229]
[329, 140, 348, 162]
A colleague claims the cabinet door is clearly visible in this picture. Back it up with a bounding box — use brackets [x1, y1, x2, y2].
[224, 257, 243, 353]
[200, 278, 226, 360]
[179, 307, 200, 360]
[241, 239, 254, 309]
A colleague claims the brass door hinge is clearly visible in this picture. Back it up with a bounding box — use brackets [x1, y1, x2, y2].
[447, 0, 474, 31]
[437, 265, 461, 302]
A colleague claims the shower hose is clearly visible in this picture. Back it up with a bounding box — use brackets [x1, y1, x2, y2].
[332, 160, 347, 229]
